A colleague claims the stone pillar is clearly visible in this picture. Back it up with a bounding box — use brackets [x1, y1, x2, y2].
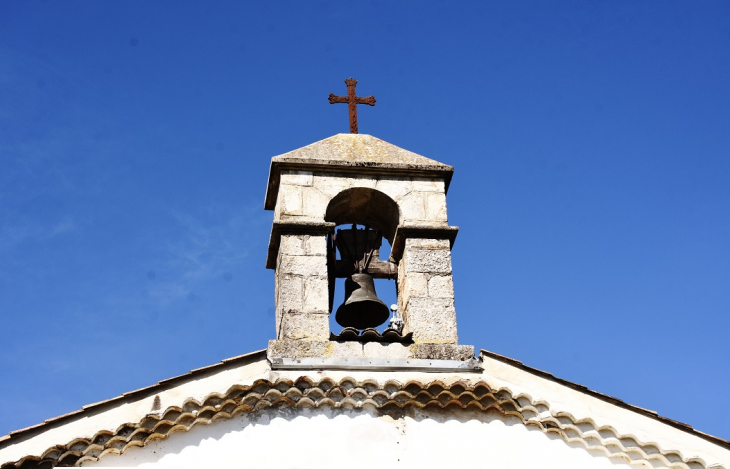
[267, 221, 335, 342]
[275, 234, 329, 340]
[398, 238, 457, 344]
[392, 226, 460, 345]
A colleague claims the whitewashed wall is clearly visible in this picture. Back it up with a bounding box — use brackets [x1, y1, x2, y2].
[84, 406, 635, 469]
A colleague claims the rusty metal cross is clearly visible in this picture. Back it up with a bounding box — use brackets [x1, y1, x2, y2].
[328, 78, 376, 134]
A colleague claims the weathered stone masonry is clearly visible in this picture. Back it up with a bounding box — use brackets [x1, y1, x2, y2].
[264, 134, 473, 361]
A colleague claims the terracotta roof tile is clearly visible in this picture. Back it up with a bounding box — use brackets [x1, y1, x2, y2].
[0, 350, 266, 445]
[3, 350, 728, 468]
[479, 349, 730, 450]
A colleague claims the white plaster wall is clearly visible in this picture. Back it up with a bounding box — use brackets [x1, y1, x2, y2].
[83, 407, 636, 469]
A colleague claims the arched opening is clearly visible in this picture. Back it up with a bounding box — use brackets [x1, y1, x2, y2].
[324, 188, 400, 245]
[324, 188, 400, 335]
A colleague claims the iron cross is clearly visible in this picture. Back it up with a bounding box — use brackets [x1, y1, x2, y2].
[328, 78, 376, 134]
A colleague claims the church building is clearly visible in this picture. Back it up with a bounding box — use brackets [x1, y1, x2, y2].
[1, 81, 728, 468]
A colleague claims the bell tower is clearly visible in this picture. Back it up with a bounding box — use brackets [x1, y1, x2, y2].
[265, 133, 475, 366]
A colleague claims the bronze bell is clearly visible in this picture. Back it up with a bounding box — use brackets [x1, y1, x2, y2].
[335, 273, 390, 330]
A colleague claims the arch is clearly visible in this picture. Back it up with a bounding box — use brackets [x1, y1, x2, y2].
[324, 188, 400, 244]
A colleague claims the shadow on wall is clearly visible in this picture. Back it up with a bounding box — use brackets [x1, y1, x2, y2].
[324, 187, 400, 244]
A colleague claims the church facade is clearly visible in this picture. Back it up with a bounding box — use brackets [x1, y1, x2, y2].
[1, 134, 728, 468]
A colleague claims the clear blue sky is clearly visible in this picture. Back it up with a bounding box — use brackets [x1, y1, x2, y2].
[1, 1, 728, 441]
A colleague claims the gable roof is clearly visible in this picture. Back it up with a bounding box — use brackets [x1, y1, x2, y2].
[271, 133, 451, 168]
[0, 351, 267, 455]
[1, 349, 728, 468]
[480, 350, 729, 451]
[0, 376, 717, 469]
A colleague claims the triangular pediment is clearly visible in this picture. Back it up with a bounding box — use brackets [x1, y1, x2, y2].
[272, 134, 451, 169]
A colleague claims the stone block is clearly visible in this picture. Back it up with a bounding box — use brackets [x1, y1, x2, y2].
[275, 184, 302, 218]
[303, 276, 330, 311]
[267, 339, 333, 359]
[375, 178, 412, 201]
[403, 247, 452, 274]
[362, 342, 411, 359]
[409, 343, 474, 360]
[301, 187, 330, 220]
[276, 275, 303, 313]
[398, 272, 428, 310]
[279, 234, 306, 256]
[305, 235, 328, 256]
[281, 170, 313, 186]
[404, 238, 451, 250]
[428, 275, 454, 299]
[349, 174, 378, 189]
[426, 193, 448, 223]
[327, 341, 364, 358]
[412, 177, 445, 193]
[279, 312, 329, 341]
[312, 174, 351, 197]
[398, 192, 426, 222]
[404, 297, 458, 344]
[279, 254, 327, 276]
[279, 234, 328, 257]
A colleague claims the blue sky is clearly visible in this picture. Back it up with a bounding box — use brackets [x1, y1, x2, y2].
[1, 1, 728, 441]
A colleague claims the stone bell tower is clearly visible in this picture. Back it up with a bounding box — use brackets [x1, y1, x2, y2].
[265, 133, 475, 366]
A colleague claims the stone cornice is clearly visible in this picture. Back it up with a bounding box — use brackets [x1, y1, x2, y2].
[390, 225, 459, 261]
[266, 221, 335, 270]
